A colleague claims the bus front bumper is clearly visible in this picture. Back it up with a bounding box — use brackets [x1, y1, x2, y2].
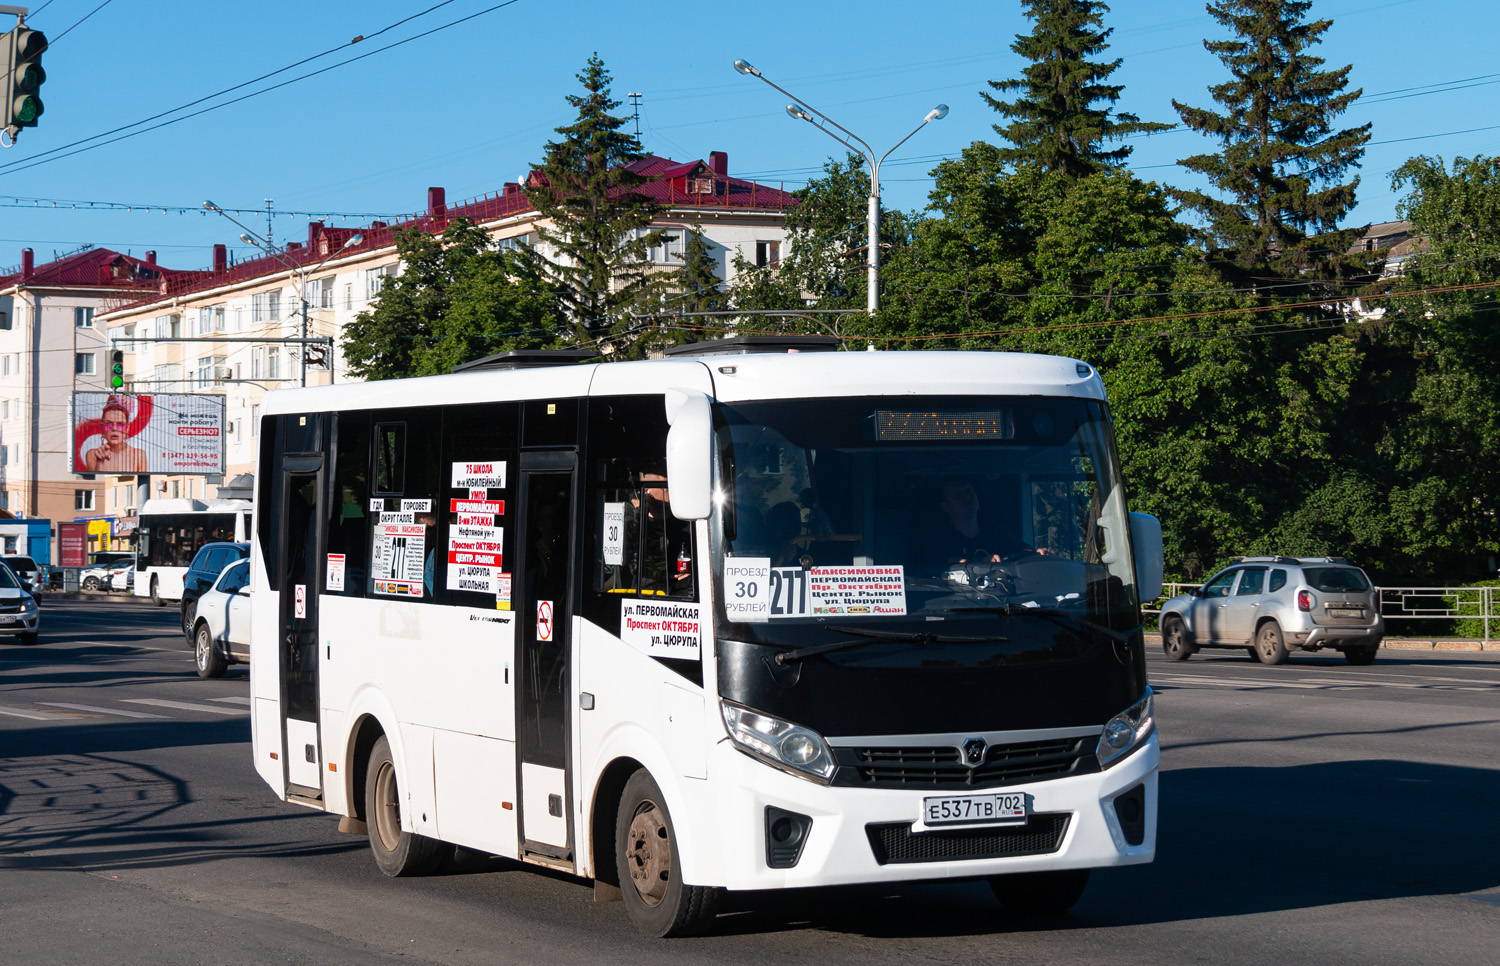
[702, 733, 1158, 891]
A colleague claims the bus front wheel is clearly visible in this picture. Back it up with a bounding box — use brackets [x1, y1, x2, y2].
[364, 735, 450, 877]
[615, 769, 721, 937]
[989, 868, 1090, 917]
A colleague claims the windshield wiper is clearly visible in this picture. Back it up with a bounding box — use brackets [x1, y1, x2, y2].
[774, 625, 1004, 666]
[950, 605, 1140, 645]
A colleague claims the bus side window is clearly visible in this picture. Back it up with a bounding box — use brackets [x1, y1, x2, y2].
[374, 422, 405, 495]
[327, 412, 371, 598]
[440, 401, 518, 609]
[582, 397, 699, 648]
[366, 410, 442, 600]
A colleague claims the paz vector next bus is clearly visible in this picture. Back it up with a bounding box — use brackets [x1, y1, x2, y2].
[248, 340, 1164, 937]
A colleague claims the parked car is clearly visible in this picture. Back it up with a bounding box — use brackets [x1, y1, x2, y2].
[107, 560, 136, 592]
[180, 542, 250, 640]
[81, 554, 135, 592]
[0, 559, 40, 645]
[191, 558, 251, 678]
[1159, 556, 1384, 665]
[2, 555, 44, 604]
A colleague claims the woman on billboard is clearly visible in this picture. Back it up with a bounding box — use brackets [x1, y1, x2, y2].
[79, 395, 150, 473]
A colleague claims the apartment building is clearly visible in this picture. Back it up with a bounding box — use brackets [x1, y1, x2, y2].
[99, 150, 795, 502]
[0, 246, 178, 554]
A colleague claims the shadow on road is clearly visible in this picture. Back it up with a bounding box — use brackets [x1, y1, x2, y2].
[695, 758, 1500, 938]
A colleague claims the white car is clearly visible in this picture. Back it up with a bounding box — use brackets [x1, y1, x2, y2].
[107, 562, 136, 592]
[0, 561, 40, 645]
[190, 558, 250, 678]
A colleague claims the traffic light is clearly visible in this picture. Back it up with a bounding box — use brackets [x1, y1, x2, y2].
[110, 349, 124, 389]
[2, 25, 47, 140]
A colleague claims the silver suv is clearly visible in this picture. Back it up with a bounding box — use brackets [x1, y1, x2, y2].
[1158, 557, 1383, 666]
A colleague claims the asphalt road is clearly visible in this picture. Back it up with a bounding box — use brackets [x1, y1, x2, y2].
[2, 595, 1497, 965]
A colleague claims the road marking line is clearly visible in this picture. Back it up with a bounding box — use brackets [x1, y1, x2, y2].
[1294, 677, 1425, 688]
[1151, 675, 1324, 689]
[123, 698, 245, 716]
[209, 696, 252, 705]
[0, 704, 74, 720]
[39, 702, 171, 719]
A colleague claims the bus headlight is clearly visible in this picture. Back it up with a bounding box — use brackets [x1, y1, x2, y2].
[721, 701, 836, 783]
[1096, 690, 1154, 769]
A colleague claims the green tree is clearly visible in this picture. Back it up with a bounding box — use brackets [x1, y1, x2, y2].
[984, 0, 1168, 178]
[524, 53, 667, 350]
[728, 153, 922, 341]
[341, 219, 559, 380]
[1171, 0, 1371, 277]
[1375, 155, 1500, 578]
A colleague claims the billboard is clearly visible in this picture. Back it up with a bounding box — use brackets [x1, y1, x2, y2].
[72, 392, 225, 476]
[58, 523, 88, 567]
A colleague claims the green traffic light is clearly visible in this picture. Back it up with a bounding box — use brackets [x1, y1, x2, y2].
[14, 95, 41, 124]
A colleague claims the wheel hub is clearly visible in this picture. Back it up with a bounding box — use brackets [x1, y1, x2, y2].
[625, 803, 671, 907]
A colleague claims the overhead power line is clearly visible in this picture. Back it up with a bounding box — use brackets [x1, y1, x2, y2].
[0, 0, 525, 179]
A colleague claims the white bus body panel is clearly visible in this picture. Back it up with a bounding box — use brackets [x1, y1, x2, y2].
[698, 737, 1158, 890]
[318, 596, 518, 846]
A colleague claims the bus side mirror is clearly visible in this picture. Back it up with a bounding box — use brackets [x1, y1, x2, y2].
[664, 388, 712, 521]
[1130, 511, 1163, 603]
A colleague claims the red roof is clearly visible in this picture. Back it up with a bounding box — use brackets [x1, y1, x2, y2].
[107, 155, 798, 312]
[0, 247, 177, 291]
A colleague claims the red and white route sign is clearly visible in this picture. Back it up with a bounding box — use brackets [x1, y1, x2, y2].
[536, 600, 554, 642]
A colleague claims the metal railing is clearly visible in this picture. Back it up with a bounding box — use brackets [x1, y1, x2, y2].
[1142, 582, 1497, 640]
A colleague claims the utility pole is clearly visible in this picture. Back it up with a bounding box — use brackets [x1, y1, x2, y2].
[628, 92, 642, 139]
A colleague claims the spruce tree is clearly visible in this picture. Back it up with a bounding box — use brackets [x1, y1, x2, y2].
[524, 54, 668, 348]
[984, 0, 1168, 177]
[1172, 0, 1371, 276]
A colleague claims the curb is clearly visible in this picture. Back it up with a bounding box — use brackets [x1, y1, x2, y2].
[1145, 632, 1496, 652]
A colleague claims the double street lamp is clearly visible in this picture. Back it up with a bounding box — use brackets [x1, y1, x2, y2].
[733, 59, 947, 316]
[202, 200, 362, 386]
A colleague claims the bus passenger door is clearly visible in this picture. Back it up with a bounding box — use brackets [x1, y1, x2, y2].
[279, 458, 325, 801]
[516, 450, 577, 861]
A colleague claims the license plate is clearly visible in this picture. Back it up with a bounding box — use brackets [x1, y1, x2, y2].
[0, 615, 15, 623]
[1327, 608, 1364, 618]
[922, 791, 1028, 827]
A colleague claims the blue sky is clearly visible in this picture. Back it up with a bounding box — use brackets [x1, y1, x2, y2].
[2, 0, 1496, 274]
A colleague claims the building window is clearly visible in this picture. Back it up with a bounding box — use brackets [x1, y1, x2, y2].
[344, 283, 353, 310]
[365, 265, 395, 299]
[75, 352, 96, 375]
[75, 307, 95, 328]
[1, 400, 7, 420]
[316, 277, 334, 309]
[4, 355, 11, 376]
[251, 405, 260, 436]
[252, 291, 282, 322]
[756, 240, 781, 268]
[75, 489, 95, 511]
[267, 347, 280, 380]
[0, 311, 8, 330]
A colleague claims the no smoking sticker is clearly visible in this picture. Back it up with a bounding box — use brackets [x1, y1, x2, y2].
[536, 600, 553, 642]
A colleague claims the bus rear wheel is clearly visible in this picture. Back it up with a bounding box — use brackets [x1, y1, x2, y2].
[150, 577, 164, 606]
[989, 868, 1090, 917]
[364, 735, 449, 877]
[615, 769, 721, 937]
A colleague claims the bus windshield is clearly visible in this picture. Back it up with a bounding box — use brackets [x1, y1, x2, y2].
[715, 395, 1141, 648]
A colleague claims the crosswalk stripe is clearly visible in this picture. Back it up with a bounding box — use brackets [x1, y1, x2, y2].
[123, 698, 246, 716]
[39, 702, 170, 719]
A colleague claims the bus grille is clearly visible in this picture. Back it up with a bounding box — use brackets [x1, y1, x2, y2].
[866, 814, 1070, 865]
[833, 736, 1096, 789]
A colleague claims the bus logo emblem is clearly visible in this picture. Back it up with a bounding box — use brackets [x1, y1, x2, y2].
[962, 738, 987, 766]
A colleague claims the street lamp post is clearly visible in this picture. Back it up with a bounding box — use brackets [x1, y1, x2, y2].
[202, 201, 361, 386]
[733, 59, 946, 316]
